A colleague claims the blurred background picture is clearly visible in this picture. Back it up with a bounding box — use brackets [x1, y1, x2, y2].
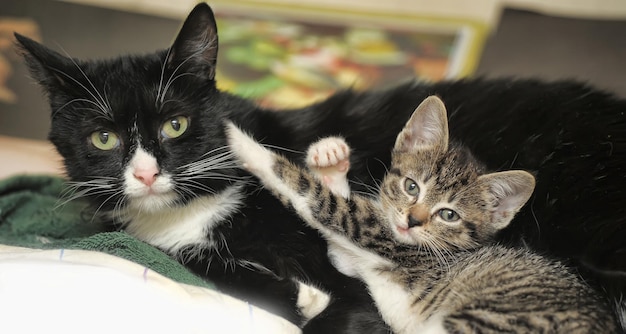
[213, 11, 480, 108]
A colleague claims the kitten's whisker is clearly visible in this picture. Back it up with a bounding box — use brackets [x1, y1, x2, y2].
[420, 235, 450, 271]
[373, 158, 389, 174]
[349, 178, 380, 197]
[365, 164, 383, 190]
[428, 236, 454, 271]
[350, 190, 377, 199]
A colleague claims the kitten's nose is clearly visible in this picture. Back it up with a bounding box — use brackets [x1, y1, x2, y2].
[408, 204, 429, 228]
[134, 168, 159, 186]
[407, 215, 424, 228]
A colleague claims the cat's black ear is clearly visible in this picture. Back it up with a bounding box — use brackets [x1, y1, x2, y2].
[14, 33, 73, 89]
[167, 3, 218, 79]
[394, 95, 449, 152]
[479, 170, 535, 230]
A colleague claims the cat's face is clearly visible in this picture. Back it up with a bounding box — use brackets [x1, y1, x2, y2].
[380, 96, 535, 250]
[16, 4, 241, 217]
[381, 146, 493, 249]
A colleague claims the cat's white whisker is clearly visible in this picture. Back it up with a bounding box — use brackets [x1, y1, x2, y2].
[55, 46, 112, 114]
[52, 98, 111, 119]
[48, 62, 111, 117]
[173, 183, 200, 199]
[160, 34, 216, 103]
[161, 72, 197, 102]
[178, 181, 217, 196]
[57, 180, 118, 208]
[177, 150, 237, 172]
[92, 189, 126, 223]
[156, 47, 173, 105]
[180, 161, 242, 175]
[262, 144, 303, 155]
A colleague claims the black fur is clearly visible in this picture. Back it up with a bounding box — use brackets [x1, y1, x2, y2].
[15, 2, 626, 331]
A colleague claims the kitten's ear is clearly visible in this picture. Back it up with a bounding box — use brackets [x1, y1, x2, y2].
[14, 33, 73, 89]
[394, 96, 449, 152]
[479, 170, 535, 230]
[167, 3, 218, 79]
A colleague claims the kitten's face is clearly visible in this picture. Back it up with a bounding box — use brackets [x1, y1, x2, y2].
[380, 96, 535, 251]
[381, 146, 492, 250]
[16, 5, 240, 217]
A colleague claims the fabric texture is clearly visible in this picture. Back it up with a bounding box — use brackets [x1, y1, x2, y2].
[0, 174, 213, 289]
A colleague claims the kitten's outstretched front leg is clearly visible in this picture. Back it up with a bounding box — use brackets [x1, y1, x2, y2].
[305, 137, 358, 277]
[226, 122, 352, 234]
[306, 137, 351, 199]
[226, 121, 379, 255]
[225, 122, 319, 225]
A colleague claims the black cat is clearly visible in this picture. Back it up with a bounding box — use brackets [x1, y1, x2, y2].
[16, 2, 626, 332]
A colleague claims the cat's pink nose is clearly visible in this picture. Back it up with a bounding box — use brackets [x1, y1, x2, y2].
[134, 168, 159, 186]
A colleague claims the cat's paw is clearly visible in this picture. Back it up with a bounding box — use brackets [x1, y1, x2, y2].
[296, 281, 331, 325]
[225, 122, 275, 178]
[306, 137, 351, 198]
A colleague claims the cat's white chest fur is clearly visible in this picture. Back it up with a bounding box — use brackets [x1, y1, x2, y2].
[118, 145, 245, 254]
[121, 185, 244, 254]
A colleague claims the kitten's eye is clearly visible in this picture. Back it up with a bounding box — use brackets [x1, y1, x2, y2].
[90, 131, 120, 150]
[438, 209, 460, 222]
[404, 178, 420, 196]
[161, 116, 189, 139]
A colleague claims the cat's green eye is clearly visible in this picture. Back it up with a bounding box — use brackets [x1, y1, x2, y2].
[438, 208, 460, 222]
[161, 116, 189, 139]
[404, 178, 420, 196]
[90, 130, 120, 150]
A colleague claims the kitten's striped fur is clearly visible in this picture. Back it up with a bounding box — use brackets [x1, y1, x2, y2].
[226, 96, 618, 333]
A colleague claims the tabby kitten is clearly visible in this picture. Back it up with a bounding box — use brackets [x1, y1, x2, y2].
[226, 96, 618, 333]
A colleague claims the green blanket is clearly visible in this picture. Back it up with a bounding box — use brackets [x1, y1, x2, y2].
[0, 174, 214, 289]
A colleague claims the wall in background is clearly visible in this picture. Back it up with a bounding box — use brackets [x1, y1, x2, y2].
[59, 0, 626, 26]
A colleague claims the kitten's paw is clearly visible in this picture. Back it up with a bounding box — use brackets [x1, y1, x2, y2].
[306, 137, 351, 198]
[224, 122, 275, 178]
[306, 136, 351, 170]
[296, 281, 331, 324]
